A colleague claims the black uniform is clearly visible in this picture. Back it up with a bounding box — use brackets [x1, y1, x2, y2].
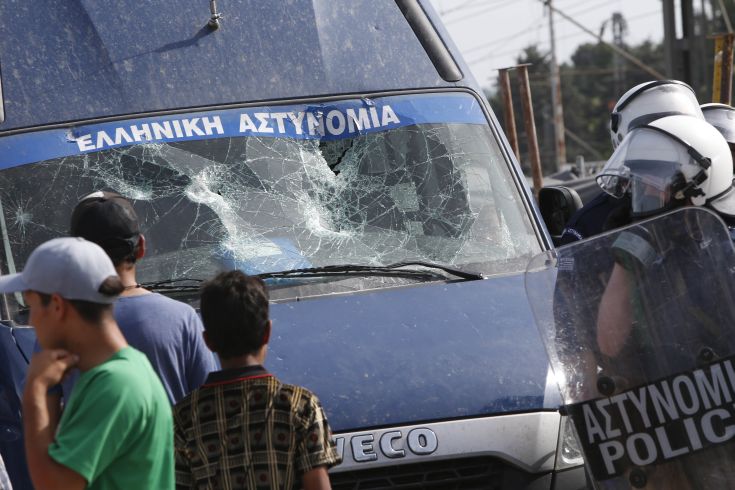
[558, 192, 631, 245]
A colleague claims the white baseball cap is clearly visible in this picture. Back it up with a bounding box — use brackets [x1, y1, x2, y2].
[0, 237, 120, 304]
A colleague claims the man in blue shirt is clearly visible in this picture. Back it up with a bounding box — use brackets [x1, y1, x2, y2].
[69, 191, 218, 403]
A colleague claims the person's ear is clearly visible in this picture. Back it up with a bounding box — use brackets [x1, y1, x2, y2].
[50, 293, 67, 321]
[262, 320, 272, 346]
[136, 234, 146, 260]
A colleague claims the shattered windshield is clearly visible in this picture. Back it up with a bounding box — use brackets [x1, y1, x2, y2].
[0, 92, 540, 303]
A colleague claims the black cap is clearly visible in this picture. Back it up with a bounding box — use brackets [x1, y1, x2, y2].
[69, 191, 140, 260]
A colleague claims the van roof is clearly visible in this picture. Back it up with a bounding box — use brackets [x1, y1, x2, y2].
[0, 0, 461, 132]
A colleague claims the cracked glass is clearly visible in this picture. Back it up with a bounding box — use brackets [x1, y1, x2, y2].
[0, 93, 540, 305]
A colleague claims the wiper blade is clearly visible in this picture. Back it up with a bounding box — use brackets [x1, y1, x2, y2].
[137, 262, 483, 293]
[256, 261, 484, 281]
[138, 278, 204, 293]
[391, 261, 484, 281]
[258, 267, 442, 281]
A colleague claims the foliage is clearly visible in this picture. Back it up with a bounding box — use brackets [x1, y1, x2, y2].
[489, 40, 665, 175]
[487, 0, 735, 176]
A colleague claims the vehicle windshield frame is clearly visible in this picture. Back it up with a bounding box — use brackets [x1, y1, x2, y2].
[0, 88, 543, 310]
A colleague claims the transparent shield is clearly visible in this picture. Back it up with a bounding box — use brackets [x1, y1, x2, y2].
[525, 207, 735, 489]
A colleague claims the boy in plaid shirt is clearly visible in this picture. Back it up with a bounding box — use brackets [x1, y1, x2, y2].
[173, 271, 340, 489]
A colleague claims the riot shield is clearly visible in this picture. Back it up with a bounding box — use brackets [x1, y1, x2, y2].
[526, 207, 735, 489]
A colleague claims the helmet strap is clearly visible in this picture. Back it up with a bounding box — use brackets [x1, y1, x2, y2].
[610, 112, 620, 133]
[674, 169, 708, 200]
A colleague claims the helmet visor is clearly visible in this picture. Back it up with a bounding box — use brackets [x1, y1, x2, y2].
[596, 128, 701, 214]
[596, 173, 630, 199]
[627, 161, 681, 216]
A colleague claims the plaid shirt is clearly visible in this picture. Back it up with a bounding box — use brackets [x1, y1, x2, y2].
[173, 365, 340, 489]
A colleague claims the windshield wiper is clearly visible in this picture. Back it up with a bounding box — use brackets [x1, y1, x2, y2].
[139, 278, 204, 294]
[139, 261, 483, 294]
[256, 261, 484, 281]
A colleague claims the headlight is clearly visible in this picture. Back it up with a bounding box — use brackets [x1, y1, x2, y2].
[555, 414, 585, 471]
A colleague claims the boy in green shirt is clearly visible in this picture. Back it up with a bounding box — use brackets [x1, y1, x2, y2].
[3, 237, 174, 489]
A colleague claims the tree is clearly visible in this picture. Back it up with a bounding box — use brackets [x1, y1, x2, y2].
[489, 39, 665, 175]
[562, 40, 665, 161]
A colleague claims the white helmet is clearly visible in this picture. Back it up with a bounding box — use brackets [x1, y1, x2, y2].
[597, 115, 735, 220]
[701, 103, 735, 145]
[610, 80, 703, 149]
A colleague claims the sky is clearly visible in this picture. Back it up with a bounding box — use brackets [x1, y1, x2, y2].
[428, 0, 666, 91]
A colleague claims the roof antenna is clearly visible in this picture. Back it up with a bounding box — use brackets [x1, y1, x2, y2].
[208, 0, 222, 29]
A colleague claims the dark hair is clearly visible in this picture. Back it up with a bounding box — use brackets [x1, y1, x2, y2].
[36, 276, 124, 323]
[105, 238, 141, 267]
[199, 271, 270, 359]
[69, 191, 142, 267]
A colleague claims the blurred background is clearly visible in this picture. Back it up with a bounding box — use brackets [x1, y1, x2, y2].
[428, 0, 735, 177]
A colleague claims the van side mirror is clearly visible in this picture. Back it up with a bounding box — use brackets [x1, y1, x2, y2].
[538, 186, 583, 245]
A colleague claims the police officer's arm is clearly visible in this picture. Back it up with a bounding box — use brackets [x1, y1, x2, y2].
[596, 263, 633, 358]
[23, 350, 86, 490]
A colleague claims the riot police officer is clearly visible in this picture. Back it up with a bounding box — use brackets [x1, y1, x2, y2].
[702, 102, 735, 162]
[592, 114, 735, 489]
[558, 80, 705, 245]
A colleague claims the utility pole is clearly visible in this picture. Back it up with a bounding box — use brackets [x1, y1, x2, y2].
[611, 13, 628, 98]
[498, 68, 520, 159]
[711, 0, 735, 103]
[518, 65, 544, 197]
[546, 0, 566, 171]
[663, 0, 706, 94]
[547, 2, 664, 78]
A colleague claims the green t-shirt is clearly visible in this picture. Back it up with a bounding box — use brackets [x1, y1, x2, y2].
[49, 347, 174, 489]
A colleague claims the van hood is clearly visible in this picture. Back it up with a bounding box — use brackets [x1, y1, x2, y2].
[267, 274, 561, 432]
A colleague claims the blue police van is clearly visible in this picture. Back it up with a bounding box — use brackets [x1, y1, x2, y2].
[0, 1, 588, 488]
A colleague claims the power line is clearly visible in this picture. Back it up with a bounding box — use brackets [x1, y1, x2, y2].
[626, 9, 661, 23]
[440, 0, 492, 16]
[463, 16, 545, 54]
[527, 67, 625, 78]
[541, 1, 664, 78]
[465, 9, 660, 69]
[444, 0, 518, 25]
[462, 0, 620, 64]
[561, 0, 593, 12]
[471, 44, 548, 64]
[442, 0, 515, 13]
[554, 11, 658, 43]
[717, 0, 734, 34]
[472, 22, 662, 74]
[567, 0, 614, 19]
